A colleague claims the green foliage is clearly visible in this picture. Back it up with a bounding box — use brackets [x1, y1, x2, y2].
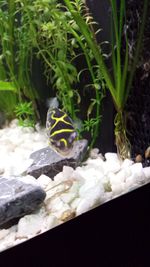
[64, 0, 148, 158]
[0, 0, 39, 120]
[0, 81, 17, 92]
[65, 1, 106, 148]
[16, 0, 78, 119]
[15, 102, 35, 127]
[111, 0, 148, 158]
[0, 0, 105, 144]
[0, 92, 17, 118]
[82, 116, 102, 137]
[15, 0, 105, 147]
[0, 0, 147, 155]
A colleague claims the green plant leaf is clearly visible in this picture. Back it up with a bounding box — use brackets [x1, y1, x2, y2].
[0, 81, 17, 92]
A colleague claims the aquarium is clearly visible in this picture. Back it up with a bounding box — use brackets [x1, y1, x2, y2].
[0, 0, 150, 266]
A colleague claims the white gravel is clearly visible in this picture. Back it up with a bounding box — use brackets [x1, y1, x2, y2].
[0, 119, 150, 252]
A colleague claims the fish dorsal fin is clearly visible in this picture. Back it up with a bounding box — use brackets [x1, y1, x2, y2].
[46, 97, 59, 110]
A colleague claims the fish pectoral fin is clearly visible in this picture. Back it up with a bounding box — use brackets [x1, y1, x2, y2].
[56, 140, 61, 147]
[68, 132, 77, 143]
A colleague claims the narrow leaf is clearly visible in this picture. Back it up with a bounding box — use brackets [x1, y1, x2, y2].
[0, 81, 17, 92]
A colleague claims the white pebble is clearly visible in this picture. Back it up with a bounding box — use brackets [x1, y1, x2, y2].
[0, 226, 17, 252]
[89, 148, 100, 159]
[61, 166, 74, 179]
[45, 180, 72, 200]
[21, 126, 34, 134]
[54, 166, 74, 183]
[85, 157, 104, 169]
[108, 172, 118, 185]
[37, 174, 51, 189]
[17, 211, 45, 238]
[19, 175, 37, 185]
[0, 229, 9, 240]
[111, 183, 126, 196]
[105, 152, 119, 161]
[121, 158, 134, 168]
[42, 215, 60, 231]
[9, 119, 19, 128]
[61, 181, 80, 204]
[46, 196, 66, 212]
[130, 162, 143, 174]
[45, 196, 72, 220]
[103, 160, 121, 174]
[70, 197, 82, 210]
[130, 163, 145, 184]
[115, 169, 126, 183]
[125, 179, 138, 192]
[143, 167, 150, 179]
[76, 196, 100, 216]
[75, 166, 103, 182]
[79, 178, 104, 198]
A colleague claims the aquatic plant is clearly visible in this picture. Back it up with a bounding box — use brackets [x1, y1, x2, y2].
[64, 0, 148, 159]
[0, 0, 104, 145]
[15, 101, 35, 127]
[0, 80, 17, 118]
[16, 0, 105, 148]
[64, 0, 105, 148]
[15, 0, 78, 120]
[0, 0, 39, 120]
[0, 8, 18, 118]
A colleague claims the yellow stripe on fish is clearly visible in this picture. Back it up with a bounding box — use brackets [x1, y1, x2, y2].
[50, 128, 75, 137]
[46, 108, 77, 155]
[47, 112, 73, 132]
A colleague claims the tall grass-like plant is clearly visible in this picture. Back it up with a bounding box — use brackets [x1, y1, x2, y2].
[64, 0, 148, 158]
[64, 0, 105, 148]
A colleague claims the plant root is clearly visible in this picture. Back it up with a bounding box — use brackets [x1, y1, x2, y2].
[114, 111, 131, 160]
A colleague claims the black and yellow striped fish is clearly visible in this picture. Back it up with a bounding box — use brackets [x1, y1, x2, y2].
[46, 108, 77, 155]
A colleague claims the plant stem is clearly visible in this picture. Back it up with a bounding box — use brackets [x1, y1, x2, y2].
[114, 111, 131, 159]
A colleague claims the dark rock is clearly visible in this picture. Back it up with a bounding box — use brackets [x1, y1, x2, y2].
[0, 177, 46, 227]
[27, 139, 88, 179]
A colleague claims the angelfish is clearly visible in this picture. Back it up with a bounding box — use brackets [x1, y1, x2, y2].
[46, 105, 77, 155]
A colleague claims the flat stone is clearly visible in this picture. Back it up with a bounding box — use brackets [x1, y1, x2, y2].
[0, 177, 46, 227]
[27, 139, 88, 179]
